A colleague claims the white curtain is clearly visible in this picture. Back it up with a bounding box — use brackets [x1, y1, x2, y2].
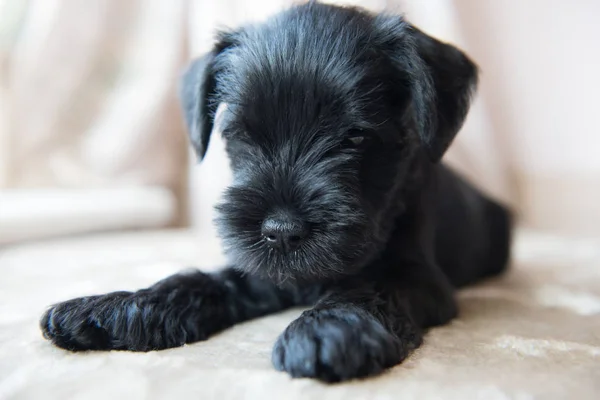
[0, 0, 190, 242]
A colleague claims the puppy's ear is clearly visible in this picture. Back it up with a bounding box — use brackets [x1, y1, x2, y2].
[375, 16, 478, 162]
[179, 33, 235, 161]
[410, 26, 478, 162]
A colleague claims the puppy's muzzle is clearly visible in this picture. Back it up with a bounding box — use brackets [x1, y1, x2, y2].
[261, 211, 309, 253]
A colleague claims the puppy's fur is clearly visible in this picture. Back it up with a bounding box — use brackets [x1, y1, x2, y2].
[40, 2, 512, 382]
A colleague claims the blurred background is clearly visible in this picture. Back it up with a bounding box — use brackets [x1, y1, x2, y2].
[1, 0, 599, 246]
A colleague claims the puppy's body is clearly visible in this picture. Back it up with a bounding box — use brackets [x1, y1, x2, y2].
[40, 3, 512, 382]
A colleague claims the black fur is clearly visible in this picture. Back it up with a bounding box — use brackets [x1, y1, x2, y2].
[40, 2, 512, 383]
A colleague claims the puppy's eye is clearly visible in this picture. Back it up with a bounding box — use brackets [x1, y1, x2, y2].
[343, 133, 370, 148]
[348, 136, 365, 146]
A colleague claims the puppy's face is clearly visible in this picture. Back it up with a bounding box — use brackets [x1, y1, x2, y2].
[180, 3, 477, 284]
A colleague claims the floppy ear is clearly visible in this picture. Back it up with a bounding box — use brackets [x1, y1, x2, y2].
[375, 16, 478, 162]
[179, 34, 235, 161]
[179, 53, 217, 160]
[409, 26, 478, 162]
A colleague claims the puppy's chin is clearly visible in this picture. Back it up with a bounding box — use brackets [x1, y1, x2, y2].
[218, 227, 374, 286]
[228, 248, 365, 286]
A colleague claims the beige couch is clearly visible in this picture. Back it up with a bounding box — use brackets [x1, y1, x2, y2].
[1, 229, 599, 399]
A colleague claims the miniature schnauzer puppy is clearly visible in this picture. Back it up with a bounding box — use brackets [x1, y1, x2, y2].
[40, 2, 512, 382]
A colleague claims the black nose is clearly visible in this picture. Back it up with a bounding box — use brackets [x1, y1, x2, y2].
[261, 215, 309, 252]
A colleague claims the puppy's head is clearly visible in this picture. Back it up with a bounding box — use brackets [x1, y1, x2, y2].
[180, 3, 477, 284]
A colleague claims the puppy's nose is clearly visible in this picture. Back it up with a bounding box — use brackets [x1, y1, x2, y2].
[261, 215, 308, 252]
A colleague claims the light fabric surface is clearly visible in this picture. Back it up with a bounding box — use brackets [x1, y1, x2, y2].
[1, 229, 599, 399]
[0, 187, 176, 245]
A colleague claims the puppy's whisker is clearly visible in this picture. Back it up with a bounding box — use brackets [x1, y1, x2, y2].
[243, 240, 264, 251]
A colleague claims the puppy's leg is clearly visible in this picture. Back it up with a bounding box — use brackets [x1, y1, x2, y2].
[41, 268, 320, 351]
[271, 262, 455, 382]
[273, 187, 457, 382]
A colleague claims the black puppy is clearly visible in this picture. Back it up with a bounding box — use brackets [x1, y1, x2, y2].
[40, 2, 512, 382]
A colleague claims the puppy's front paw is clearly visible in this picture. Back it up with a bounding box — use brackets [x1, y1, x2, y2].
[40, 271, 232, 351]
[41, 292, 129, 351]
[272, 307, 420, 382]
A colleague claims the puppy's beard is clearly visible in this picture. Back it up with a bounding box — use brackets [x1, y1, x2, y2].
[214, 175, 375, 284]
[234, 242, 346, 285]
